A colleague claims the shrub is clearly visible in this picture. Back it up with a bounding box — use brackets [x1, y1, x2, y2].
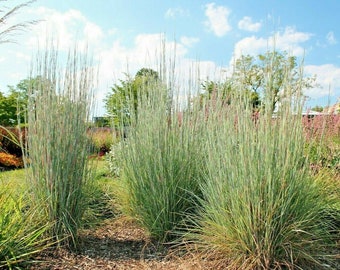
[0, 152, 23, 169]
[303, 114, 340, 141]
[88, 127, 116, 156]
[303, 115, 340, 172]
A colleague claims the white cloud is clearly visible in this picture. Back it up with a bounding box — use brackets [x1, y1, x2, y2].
[231, 26, 312, 64]
[232, 35, 267, 61]
[304, 64, 340, 99]
[0, 6, 107, 111]
[326, 31, 337, 45]
[274, 27, 312, 55]
[97, 33, 190, 87]
[164, 7, 188, 18]
[26, 7, 104, 52]
[83, 21, 104, 43]
[204, 3, 231, 37]
[238, 16, 261, 32]
[180, 36, 199, 47]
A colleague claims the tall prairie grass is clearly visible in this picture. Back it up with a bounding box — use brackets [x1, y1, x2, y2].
[24, 46, 94, 247]
[186, 65, 338, 269]
[110, 50, 338, 268]
[116, 73, 206, 242]
[104, 46, 339, 268]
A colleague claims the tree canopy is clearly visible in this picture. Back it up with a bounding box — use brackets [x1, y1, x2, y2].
[105, 68, 161, 127]
[234, 51, 315, 111]
[199, 51, 316, 112]
[0, 76, 44, 126]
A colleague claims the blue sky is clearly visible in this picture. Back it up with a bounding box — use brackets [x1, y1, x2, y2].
[0, 0, 339, 115]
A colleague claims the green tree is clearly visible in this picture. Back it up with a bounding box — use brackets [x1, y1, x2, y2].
[0, 90, 18, 126]
[232, 51, 316, 112]
[311, 105, 324, 112]
[135, 67, 159, 80]
[105, 68, 160, 127]
[0, 87, 27, 126]
[199, 79, 261, 109]
[0, 91, 12, 125]
[0, 76, 44, 126]
[199, 51, 315, 113]
[92, 116, 111, 127]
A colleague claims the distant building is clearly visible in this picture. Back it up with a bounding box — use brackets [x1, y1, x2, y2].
[302, 110, 323, 118]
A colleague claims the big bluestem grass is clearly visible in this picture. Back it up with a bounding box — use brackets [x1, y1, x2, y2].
[24, 46, 94, 247]
[186, 64, 338, 269]
[116, 74, 206, 243]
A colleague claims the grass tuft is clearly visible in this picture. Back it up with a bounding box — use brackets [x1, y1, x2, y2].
[186, 65, 338, 269]
[0, 180, 53, 269]
[24, 45, 95, 248]
[116, 74, 205, 243]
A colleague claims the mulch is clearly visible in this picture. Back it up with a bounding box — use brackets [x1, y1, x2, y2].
[26, 214, 340, 269]
[28, 217, 215, 270]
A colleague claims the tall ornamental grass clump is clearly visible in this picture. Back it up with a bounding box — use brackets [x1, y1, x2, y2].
[117, 74, 206, 243]
[188, 63, 338, 269]
[25, 47, 94, 247]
